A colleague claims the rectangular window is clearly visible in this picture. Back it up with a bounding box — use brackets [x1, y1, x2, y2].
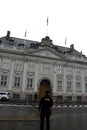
[67, 96, 72, 102]
[0, 75, 7, 86]
[76, 67, 81, 77]
[57, 96, 62, 103]
[66, 81, 72, 92]
[77, 96, 81, 101]
[66, 67, 72, 76]
[13, 93, 20, 99]
[76, 82, 81, 92]
[57, 81, 62, 91]
[27, 78, 33, 88]
[14, 77, 20, 87]
[57, 65, 63, 75]
[26, 94, 32, 100]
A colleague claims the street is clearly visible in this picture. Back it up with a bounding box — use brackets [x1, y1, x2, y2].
[0, 104, 87, 130]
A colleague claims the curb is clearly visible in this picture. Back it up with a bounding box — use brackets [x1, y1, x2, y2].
[0, 115, 40, 121]
[0, 115, 54, 121]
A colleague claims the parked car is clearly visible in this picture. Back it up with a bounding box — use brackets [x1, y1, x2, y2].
[0, 91, 10, 101]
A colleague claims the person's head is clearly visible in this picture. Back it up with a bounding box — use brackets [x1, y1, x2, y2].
[45, 90, 50, 97]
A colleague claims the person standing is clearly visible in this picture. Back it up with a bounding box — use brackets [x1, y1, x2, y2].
[39, 91, 53, 130]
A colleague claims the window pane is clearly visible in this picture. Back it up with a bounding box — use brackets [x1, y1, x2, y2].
[66, 81, 72, 92]
[57, 65, 63, 75]
[66, 67, 72, 75]
[27, 78, 33, 88]
[0, 75, 7, 86]
[14, 77, 20, 87]
[76, 82, 81, 92]
[76, 67, 81, 76]
[58, 81, 62, 90]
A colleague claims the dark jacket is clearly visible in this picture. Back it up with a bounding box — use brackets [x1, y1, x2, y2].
[39, 95, 53, 115]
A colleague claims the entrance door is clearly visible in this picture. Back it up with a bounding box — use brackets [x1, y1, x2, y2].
[39, 79, 51, 100]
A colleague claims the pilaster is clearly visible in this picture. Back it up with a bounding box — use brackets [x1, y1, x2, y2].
[73, 68, 76, 93]
[34, 61, 39, 92]
[21, 60, 27, 92]
[8, 59, 15, 90]
[53, 64, 57, 94]
[82, 68, 85, 94]
[63, 66, 66, 93]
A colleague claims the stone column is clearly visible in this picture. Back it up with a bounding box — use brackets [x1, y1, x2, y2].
[73, 67, 76, 93]
[72, 67, 76, 102]
[8, 59, 15, 91]
[63, 66, 66, 93]
[82, 68, 85, 94]
[21, 60, 27, 93]
[53, 64, 57, 95]
[34, 61, 39, 92]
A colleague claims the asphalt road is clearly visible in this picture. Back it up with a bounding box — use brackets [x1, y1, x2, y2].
[0, 104, 87, 130]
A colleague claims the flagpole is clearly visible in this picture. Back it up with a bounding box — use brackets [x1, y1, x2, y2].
[46, 17, 48, 36]
[24, 29, 27, 45]
[65, 37, 67, 53]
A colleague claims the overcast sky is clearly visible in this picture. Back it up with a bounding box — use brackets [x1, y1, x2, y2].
[0, 0, 87, 56]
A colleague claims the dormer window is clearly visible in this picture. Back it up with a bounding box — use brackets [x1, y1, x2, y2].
[18, 43, 24, 48]
[9, 39, 14, 45]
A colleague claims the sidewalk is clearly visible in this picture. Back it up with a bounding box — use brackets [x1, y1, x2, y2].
[0, 114, 54, 121]
[0, 114, 40, 121]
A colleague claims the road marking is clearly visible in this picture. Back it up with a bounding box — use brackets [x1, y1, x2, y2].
[79, 105, 83, 107]
[57, 105, 61, 107]
[84, 105, 87, 107]
[73, 105, 78, 107]
[63, 105, 67, 107]
[1, 104, 87, 108]
[69, 105, 72, 107]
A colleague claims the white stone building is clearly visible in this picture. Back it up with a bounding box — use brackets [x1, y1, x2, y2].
[0, 31, 87, 103]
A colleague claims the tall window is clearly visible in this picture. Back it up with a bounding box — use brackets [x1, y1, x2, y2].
[0, 75, 7, 86]
[66, 81, 72, 92]
[57, 81, 62, 91]
[57, 65, 63, 75]
[66, 67, 72, 76]
[76, 67, 81, 77]
[76, 82, 81, 92]
[27, 78, 33, 88]
[14, 77, 21, 87]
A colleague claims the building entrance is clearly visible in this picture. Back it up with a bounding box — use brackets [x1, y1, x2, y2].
[39, 79, 51, 100]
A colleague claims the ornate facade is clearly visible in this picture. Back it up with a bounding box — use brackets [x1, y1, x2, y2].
[0, 31, 87, 103]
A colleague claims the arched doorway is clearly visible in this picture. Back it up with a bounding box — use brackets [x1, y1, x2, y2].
[39, 79, 51, 100]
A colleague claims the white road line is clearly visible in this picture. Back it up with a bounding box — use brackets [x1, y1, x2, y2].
[57, 105, 61, 107]
[79, 105, 83, 107]
[68, 105, 72, 107]
[1, 104, 87, 108]
[84, 105, 87, 107]
[63, 105, 67, 107]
